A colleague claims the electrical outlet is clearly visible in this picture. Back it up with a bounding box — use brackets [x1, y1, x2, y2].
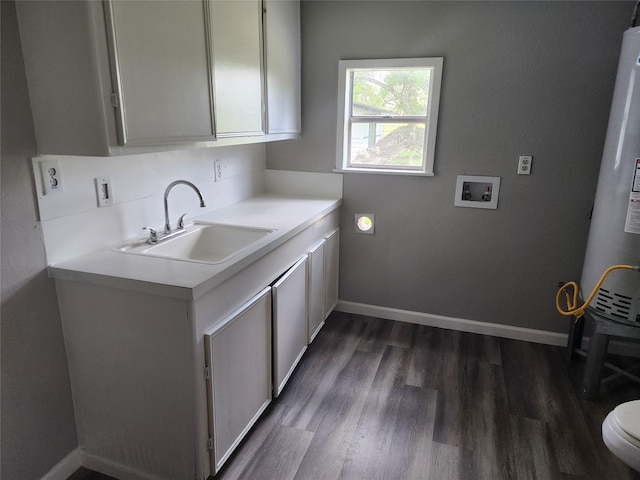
[517, 155, 532, 175]
[95, 176, 113, 207]
[214, 159, 227, 181]
[40, 159, 64, 195]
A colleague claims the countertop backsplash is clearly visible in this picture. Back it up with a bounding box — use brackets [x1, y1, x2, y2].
[32, 144, 266, 265]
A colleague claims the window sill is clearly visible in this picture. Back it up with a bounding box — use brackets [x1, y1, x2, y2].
[333, 168, 434, 177]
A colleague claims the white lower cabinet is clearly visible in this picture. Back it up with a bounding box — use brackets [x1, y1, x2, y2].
[53, 208, 339, 480]
[324, 228, 340, 320]
[307, 241, 326, 343]
[272, 256, 308, 397]
[205, 254, 310, 473]
[306, 228, 340, 344]
[204, 287, 272, 472]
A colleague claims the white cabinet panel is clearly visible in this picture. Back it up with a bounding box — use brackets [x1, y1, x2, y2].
[106, 0, 215, 145]
[16, 0, 300, 155]
[204, 287, 272, 473]
[210, 0, 264, 137]
[264, 0, 301, 134]
[307, 240, 326, 343]
[324, 228, 340, 319]
[272, 256, 308, 397]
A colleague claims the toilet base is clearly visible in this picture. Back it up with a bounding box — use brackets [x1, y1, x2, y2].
[602, 410, 640, 472]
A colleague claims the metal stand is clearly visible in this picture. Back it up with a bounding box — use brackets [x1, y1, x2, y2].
[566, 308, 640, 399]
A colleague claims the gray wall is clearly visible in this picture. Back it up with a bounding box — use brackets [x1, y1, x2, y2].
[1, 2, 78, 479]
[267, 1, 634, 333]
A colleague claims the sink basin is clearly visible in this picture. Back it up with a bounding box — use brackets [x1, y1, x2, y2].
[114, 223, 276, 264]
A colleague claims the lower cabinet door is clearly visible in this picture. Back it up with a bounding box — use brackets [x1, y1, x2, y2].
[272, 255, 308, 397]
[324, 228, 340, 319]
[307, 240, 326, 343]
[204, 287, 272, 474]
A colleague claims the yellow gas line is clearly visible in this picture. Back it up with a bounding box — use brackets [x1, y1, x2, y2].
[556, 264, 640, 321]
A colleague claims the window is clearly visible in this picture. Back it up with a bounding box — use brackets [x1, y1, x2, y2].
[335, 57, 443, 175]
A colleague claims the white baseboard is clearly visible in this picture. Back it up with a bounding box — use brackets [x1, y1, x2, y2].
[81, 452, 168, 480]
[41, 448, 82, 480]
[336, 300, 568, 346]
[335, 300, 640, 357]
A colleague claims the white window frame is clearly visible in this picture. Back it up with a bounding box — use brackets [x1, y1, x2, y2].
[335, 57, 443, 176]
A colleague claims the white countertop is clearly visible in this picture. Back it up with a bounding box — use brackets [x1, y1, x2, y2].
[48, 194, 341, 300]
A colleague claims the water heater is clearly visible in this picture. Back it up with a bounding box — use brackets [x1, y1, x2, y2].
[580, 26, 640, 325]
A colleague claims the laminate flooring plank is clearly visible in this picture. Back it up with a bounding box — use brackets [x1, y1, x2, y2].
[540, 346, 601, 477]
[466, 361, 515, 480]
[390, 385, 439, 480]
[504, 341, 599, 477]
[423, 328, 464, 393]
[388, 320, 415, 349]
[427, 441, 473, 480]
[501, 338, 547, 420]
[280, 314, 368, 431]
[480, 333, 502, 365]
[214, 403, 289, 480]
[234, 424, 314, 480]
[407, 324, 431, 388]
[355, 315, 395, 354]
[339, 345, 413, 479]
[431, 331, 470, 448]
[458, 331, 484, 363]
[292, 349, 382, 480]
[509, 415, 561, 480]
[433, 387, 465, 449]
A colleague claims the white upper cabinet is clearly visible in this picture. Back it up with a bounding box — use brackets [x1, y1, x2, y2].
[17, 1, 119, 156]
[263, 0, 301, 134]
[105, 1, 216, 146]
[16, 0, 300, 156]
[210, 0, 265, 137]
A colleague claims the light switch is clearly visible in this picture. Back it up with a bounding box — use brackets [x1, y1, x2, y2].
[95, 176, 113, 207]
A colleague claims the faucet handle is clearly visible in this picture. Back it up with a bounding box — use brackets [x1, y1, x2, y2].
[143, 226, 158, 244]
[177, 213, 187, 230]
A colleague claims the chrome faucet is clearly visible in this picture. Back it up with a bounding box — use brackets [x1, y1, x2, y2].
[145, 180, 206, 244]
[163, 180, 206, 233]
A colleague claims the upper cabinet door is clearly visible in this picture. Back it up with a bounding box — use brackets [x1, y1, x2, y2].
[263, 0, 301, 135]
[209, 0, 264, 137]
[105, 1, 216, 146]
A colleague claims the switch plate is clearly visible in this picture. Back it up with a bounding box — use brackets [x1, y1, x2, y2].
[95, 176, 113, 207]
[40, 159, 64, 195]
[517, 155, 532, 175]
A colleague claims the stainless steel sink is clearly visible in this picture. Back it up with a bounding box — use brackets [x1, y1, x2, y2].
[114, 223, 276, 264]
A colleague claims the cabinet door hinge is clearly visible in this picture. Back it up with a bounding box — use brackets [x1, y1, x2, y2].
[207, 437, 213, 450]
[204, 366, 210, 379]
[111, 92, 119, 109]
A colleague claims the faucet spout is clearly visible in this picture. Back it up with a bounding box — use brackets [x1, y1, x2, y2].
[163, 180, 206, 233]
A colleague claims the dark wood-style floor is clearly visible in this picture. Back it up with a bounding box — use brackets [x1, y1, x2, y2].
[68, 311, 640, 480]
